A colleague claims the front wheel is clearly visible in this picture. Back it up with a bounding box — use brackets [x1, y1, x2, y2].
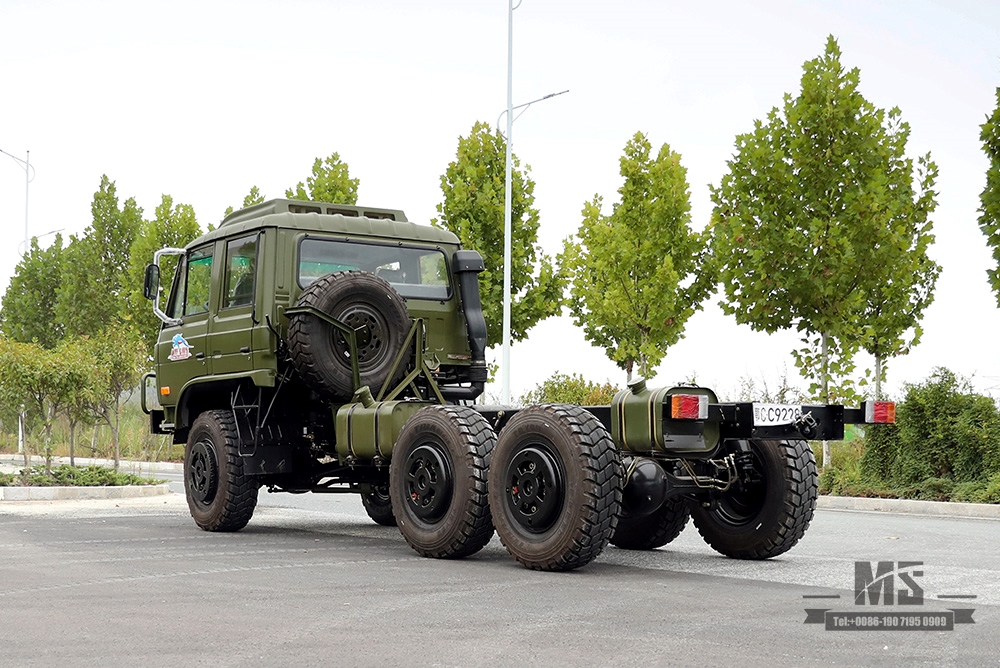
[689, 439, 817, 559]
[184, 410, 259, 532]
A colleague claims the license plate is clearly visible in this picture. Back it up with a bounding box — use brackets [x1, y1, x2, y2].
[752, 403, 802, 426]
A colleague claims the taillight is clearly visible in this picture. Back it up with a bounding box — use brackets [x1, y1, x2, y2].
[670, 394, 708, 420]
[864, 401, 896, 424]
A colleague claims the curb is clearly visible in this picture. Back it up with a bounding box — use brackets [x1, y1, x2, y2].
[818, 495, 1000, 519]
[0, 483, 172, 502]
[0, 454, 183, 474]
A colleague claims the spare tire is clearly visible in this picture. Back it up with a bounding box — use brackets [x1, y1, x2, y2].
[288, 271, 412, 401]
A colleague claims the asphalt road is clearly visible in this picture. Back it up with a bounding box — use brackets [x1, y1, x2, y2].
[1, 484, 997, 668]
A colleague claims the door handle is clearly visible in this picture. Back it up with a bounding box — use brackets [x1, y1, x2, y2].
[240, 346, 250, 353]
[195, 352, 205, 359]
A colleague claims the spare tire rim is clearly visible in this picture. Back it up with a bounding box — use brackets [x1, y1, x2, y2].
[403, 443, 453, 522]
[188, 439, 219, 505]
[505, 444, 565, 534]
[333, 303, 391, 371]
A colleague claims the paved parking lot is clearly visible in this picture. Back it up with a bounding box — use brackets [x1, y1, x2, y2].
[1, 491, 996, 668]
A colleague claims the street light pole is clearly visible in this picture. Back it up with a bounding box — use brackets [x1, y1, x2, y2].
[1, 147, 34, 460]
[502, 0, 515, 406]
[0, 148, 33, 257]
[500, 1, 567, 405]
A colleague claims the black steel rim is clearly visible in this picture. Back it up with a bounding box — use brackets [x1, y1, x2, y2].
[188, 439, 219, 505]
[333, 303, 390, 371]
[715, 444, 767, 526]
[504, 444, 565, 534]
[403, 443, 453, 522]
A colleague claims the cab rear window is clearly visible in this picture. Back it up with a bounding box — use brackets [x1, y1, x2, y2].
[298, 238, 451, 300]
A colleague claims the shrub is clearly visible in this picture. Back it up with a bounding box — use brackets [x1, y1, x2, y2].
[520, 372, 619, 406]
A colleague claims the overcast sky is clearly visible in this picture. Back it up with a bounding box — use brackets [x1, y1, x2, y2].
[1, 0, 999, 402]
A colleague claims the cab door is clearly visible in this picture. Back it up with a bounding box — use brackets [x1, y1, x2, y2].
[210, 233, 259, 375]
[156, 245, 215, 397]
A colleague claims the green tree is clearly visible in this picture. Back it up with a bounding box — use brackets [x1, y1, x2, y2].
[285, 152, 359, 203]
[0, 234, 65, 348]
[224, 185, 266, 218]
[563, 133, 714, 380]
[126, 194, 201, 351]
[711, 36, 938, 409]
[979, 85, 1000, 304]
[0, 339, 87, 471]
[434, 121, 564, 346]
[57, 176, 142, 337]
[860, 154, 939, 399]
[84, 327, 146, 469]
[520, 372, 619, 406]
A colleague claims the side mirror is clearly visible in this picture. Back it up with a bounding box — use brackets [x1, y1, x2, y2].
[143, 264, 160, 301]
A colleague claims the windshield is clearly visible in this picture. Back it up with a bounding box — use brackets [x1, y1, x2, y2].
[299, 238, 451, 300]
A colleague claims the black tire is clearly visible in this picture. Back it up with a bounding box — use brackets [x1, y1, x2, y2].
[361, 483, 397, 527]
[288, 271, 412, 401]
[689, 439, 817, 559]
[611, 496, 690, 551]
[488, 405, 622, 571]
[389, 406, 495, 559]
[184, 410, 259, 532]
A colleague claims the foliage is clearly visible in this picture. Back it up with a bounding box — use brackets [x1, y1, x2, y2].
[563, 133, 714, 380]
[979, 85, 1000, 305]
[224, 185, 266, 218]
[434, 121, 564, 346]
[86, 327, 147, 468]
[0, 465, 163, 487]
[710, 36, 939, 403]
[0, 338, 94, 469]
[0, 234, 65, 348]
[57, 176, 143, 338]
[126, 194, 202, 352]
[285, 152, 359, 204]
[520, 372, 620, 406]
[855, 368, 1000, 488]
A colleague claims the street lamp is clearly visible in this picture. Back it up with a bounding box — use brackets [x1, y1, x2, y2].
[500, 0, 567, 406]
[1, 147, 34, 459]
[0, 148, 34, 258]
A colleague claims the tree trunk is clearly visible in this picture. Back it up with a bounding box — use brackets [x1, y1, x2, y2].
[44, 403, 54, 474]
[112, 402, 121, 470]
[19, 410, 28, 468]
[69, 420, 77, 467]
[874, 354, 883, 401]
[821, 331, 831, 471]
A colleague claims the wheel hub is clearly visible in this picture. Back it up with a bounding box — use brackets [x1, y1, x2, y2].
[505, 446, 564, 533]
[403, 444, 453, 522]
[188, 440, 219, 505]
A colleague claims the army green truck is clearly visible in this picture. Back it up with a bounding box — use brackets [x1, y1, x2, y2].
[141, 198, 895, 571]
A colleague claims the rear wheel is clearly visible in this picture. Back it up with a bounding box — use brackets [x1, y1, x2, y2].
[389, 406, 495, 559]
[184, 410, 259, 532]
[488, 405, 621, 571]
[611, 496, 689, 551]
[361, 483, 397, 527]
[689, 439, 817, 559]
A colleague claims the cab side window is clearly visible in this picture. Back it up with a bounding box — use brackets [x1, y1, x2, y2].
[224, 235, 257, 308]
[183, 247, 214, 316]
